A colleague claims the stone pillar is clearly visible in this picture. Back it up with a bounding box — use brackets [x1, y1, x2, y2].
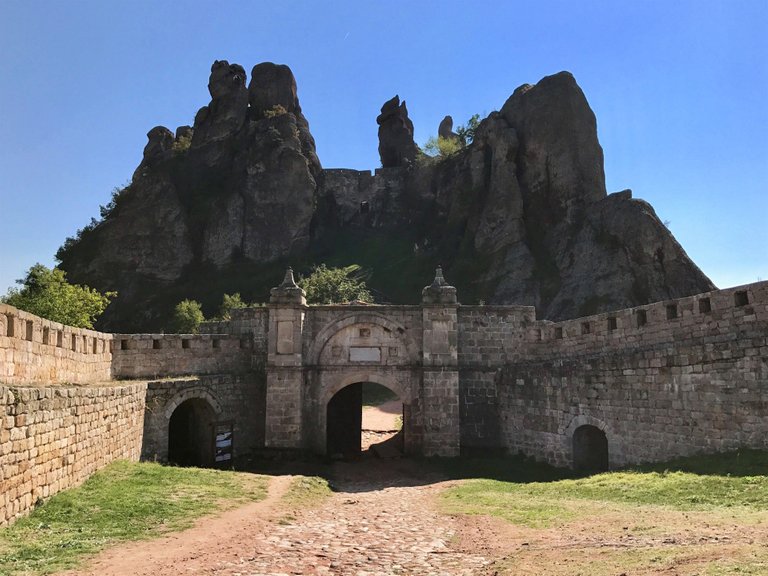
[265, 268, 307, 449]
[421, 267, 460, 456]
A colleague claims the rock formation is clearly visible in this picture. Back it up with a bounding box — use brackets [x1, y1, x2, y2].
[56, 62, 715, 331]
[191, 60, 249, 146]
[438, 115, 460, 143]
[376, 95, 419, 167]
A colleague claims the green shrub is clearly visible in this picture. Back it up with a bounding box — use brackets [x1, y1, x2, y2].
[298, 264, 372, 304]
[456, 113, 481, 145]
[217, 292, 250, 320]
[172, 132, 192, 153]
[169, 299, 205, 333]
[423, 135, 463, 157]
[264, 104, 288, 118]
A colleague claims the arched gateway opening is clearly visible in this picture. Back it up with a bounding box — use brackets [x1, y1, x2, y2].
[573, 424, 609, 472]
[326, 382, 404, 458]
[168, 398, 216, 467]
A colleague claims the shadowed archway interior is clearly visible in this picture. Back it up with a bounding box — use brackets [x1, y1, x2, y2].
[168, 398, 216, 467]
[573, 424, 609, 472]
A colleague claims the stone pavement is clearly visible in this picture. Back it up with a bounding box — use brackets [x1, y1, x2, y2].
[214, 465, 490, 576]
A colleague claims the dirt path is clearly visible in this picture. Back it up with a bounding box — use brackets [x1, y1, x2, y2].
[362, 400, 401, 432]
[62, 474, 296, 576]
[62, 462, 491, 576]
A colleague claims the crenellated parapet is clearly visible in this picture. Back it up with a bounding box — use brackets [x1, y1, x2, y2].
[0, 303, 113, 385]
[531, 281, 768, 360]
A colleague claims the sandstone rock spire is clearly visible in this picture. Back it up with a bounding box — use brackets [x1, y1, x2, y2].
[377, 95, 419, 167]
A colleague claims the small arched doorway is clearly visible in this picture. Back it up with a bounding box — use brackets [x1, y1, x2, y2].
[573, 424, 609, 472]
[327, 382, 404, 458]
[168, 398, 216, 467]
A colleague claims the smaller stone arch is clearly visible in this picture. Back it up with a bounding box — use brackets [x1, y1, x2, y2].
[168, 397, 218, 467]
[572, 425, 609, 472]
[164, 387, 222, 420]
[563, 415, 612, 472]
[562, 414, 611, 438]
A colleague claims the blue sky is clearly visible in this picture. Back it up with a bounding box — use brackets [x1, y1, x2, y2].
[1, 0, 766, 294]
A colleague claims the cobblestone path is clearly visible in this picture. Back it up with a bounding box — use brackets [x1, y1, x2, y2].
[217, 477, 489, 575]
[63, 462, 492, 576]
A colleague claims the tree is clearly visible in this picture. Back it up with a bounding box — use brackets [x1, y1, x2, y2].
[298, 264, 373, 304]
[423, 136, 463, 157]
[1, 264, 115, 329]
[422, 114, 483, 158]
[170, 299, 205, 333]
[456, 114, 481, 146]
[218, 292, 248, 320]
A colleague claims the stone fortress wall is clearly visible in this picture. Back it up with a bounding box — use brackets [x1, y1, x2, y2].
[1, 279, 766, 525]
[0, 303, 257, 525]
[498, 282, 768, 466]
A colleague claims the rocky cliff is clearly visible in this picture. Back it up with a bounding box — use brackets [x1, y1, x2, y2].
[57, 61, 714, 331]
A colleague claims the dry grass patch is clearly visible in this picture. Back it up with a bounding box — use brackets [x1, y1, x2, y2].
[440, 450, 768, 575]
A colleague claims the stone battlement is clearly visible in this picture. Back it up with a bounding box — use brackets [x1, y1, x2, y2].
[535, 281, 767, 358]
[111, 333, 253, 379]
[0, 303, 113, 385]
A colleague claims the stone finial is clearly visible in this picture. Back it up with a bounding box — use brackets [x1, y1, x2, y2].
[431, 265, 447, 287]
[422, 266, 457, 304]
[270, 267, 307, 305]
[281, 267, 298, 288]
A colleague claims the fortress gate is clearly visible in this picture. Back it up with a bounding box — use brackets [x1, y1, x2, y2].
[264, 267, 461, 457]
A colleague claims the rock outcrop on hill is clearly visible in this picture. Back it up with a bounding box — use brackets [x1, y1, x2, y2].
[57, 61, 714, 331]
[376, 95, 419, 168]
[437, 115, 459, 143]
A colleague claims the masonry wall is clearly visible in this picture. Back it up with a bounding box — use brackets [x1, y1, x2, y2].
[0, 382, 146, 526]
[141, 373, 266, 463]
[0, 304, 113, 385]
[498, 282, 768, 467]
[111, 333, 252, 378]
[457, 306, 536, 452]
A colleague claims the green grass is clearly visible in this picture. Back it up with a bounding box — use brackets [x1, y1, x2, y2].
[0, 460, 268, 576]
[281, 476, 332, 509]
[277, 476, 332, 525]
[440, 450, 768, 528]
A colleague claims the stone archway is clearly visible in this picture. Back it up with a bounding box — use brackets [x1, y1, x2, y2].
[326, 380, 404, 457]
[572, 425, 609, 472]
[168, 398, 217, 467]
[316, 370, 418, 456]
[265, 272, 461, 457]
